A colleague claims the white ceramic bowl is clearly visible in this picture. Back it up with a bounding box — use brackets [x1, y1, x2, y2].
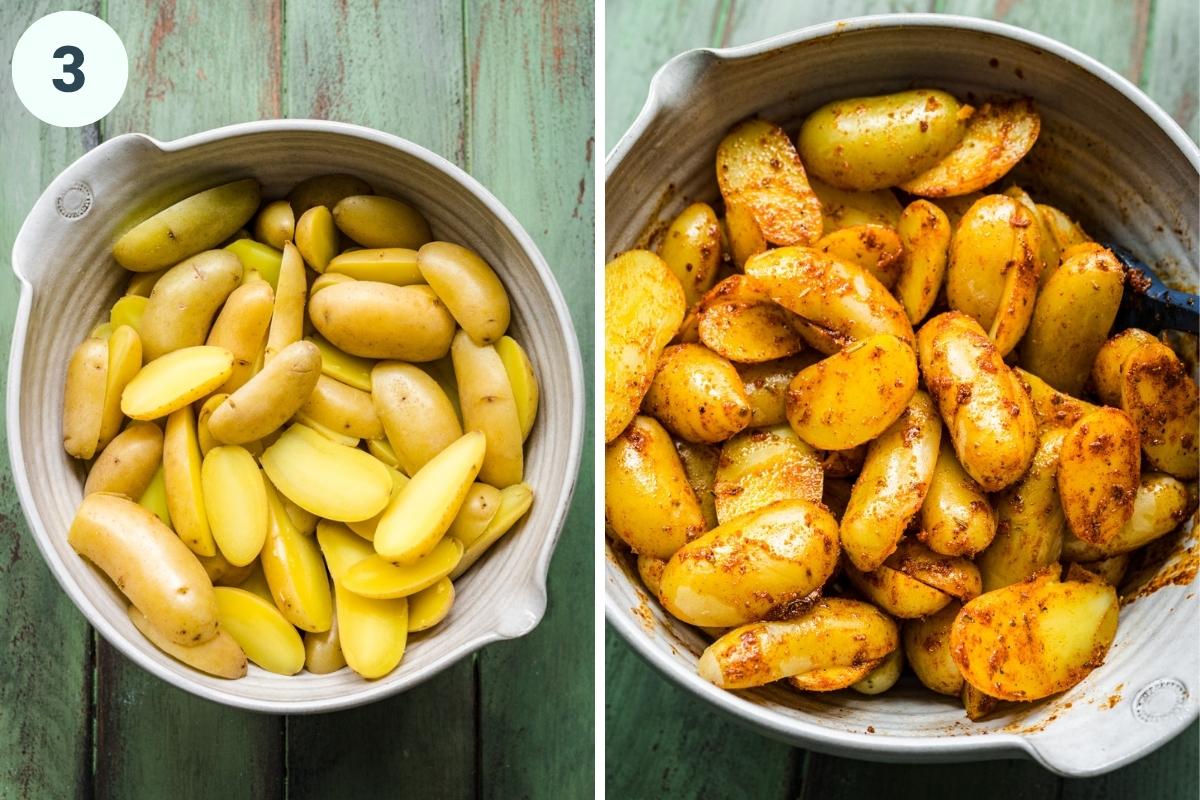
[605, 14, 1198, 776]
[9, 119, 584, 713]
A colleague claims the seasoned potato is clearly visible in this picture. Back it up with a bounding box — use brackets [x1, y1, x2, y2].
[85, 421, 163, 498]
[695, 275, 805, 363]
[662, 496, 840, 628]
[712, 425, 823, 524]
[786, 333, 918, 450]
[332, 195, 432, 250]
[1091, 328, 1160, 406]
[206, 280, 274, 394]
[716, 118, 822, 246]
[606, 416, 706, 559]
[844, 561, 952, 619]
[1016, 367, 1098, 433]
[1036, 204, 1091, 274]
[815, 445, 868, 479]
[840, 390, 941, 571]
[1062, 473, 1192, 560]
[894, 199, 952, 324]
[722, 200, 768, 268]
[951, 569, 1118, 701]
[1020, 247, 1124, 394]
[900, 99, 1040, 197]
[809, 177, 903, 234]
[798, 89, 971, 191]
[850, 647, 904, 695]
[604, 250, 687, 441]
[919, 438, 996, 557]
[674, 440, 720, 530]
[1119, 339, 1200, 479]
[737, 355, 814, 427]
[903, 603, 964, 696]
[745, 246, 914, 350]
[309, 281, 456, 362]
[417, 242, 510, 346]
[642, 344, 751, 444]
[62, 337, 108, 459]
[659, 202, 722, 305]
[977, 429, 1067, 591]
[917, 312, 1037, 491]
[140, 250, 243, 360]
[791, 663, 878, 693]
[372, 362, 461, 476]
[1057, 408, 1140, 544]
[815, 224, 904, 288]
[886, 538, 981, 601]
[697, 598, 898, 689]
[208, 340, 322, 445]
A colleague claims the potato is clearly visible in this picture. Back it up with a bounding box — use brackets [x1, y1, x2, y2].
[110, 294, 148, 333]
[124, 269, 167, 298]
[903, 602, 964, 696]
[342, 537, 462, 599]
[373, 431, 485, 564]
[451, 482, 534, 577]
[260, 480, 333, 632]
[136, 249, 242, 361]
[919, 438, 996, 557]
[844, 561, 952, 619]
[265, 242, 308, 361]
[604, 250, 687, 441]
[408, 578, 455, 632]
[69, 493, 218, 645]
[895, 199, 952, 324]
[309, 280, 455, 362]
[206, 280, 274, 394]
[1015, 367, 1098, 433]
[1120, 339, 1200, 478]
[95, 327, 143, 451]
[417, 242, 510, 346]
[214, 586, 305, 675]
[495, 336, 539, 441]
[799, 89, 971, 190]
[1020, 247, 1123, 394]
[697, 599, 898, 689]
[790, 663, 878, 693]
[289, 174, 372, 216]
[327, 248, 423, 285]
[254, 199, 295, 250]
[332, 195, 432, 249]
[113, 179, 260, 271]
[370, 362, 461, 477]
[299, 375, 382, 441]
[722, 200, 768, 268]
[745, 246, 914, 349]
[309, 272, 359, 296]
[660, 202, 721, 305]
[1062, 473, 1191, 560]
[295, 205, 338, 272]
[1091, 328, 1160, 406]
[815, 224, 904, 288]
[786, 333, 918, 450]
[346, 468, 406, 541]
[674, 440, 719, 530]
[660, 499, 839, 627]
[304, 596, 347, 674]
[1071, 555, 1130, 587]
[122, 346, 234, 421]
[162, 407, 220, 561]
[226, 239, 284, 289]
[1002, 186, 1060, 279]
[840, 390, 940, 571]
[951, 569, 1118, 701]
[695, 275, 805, 363]
[307, 334, 374, 392]
[451, 331, 524, 487]
[850, 648, 904, 695]
[85, 422, 163, 498]
[1057, 408, 1140, 544]
[1036, 204, 1090, 272]
[62, 337, 108, 459]
[260, 424, 393, 522]
[917, 312, 1037, 491]
[637, 555, 667, 597]
[712, 425, 823, 524]
[208, 340, 321, 445]
[886, 537, 981, 601]
[815, 445, 868, 479]
[445, 482, 501, 545]
[201, 446, 268, 567]
[716, 118, 822, 246]
[809, 177, 902, 234]
[605, 416, 706, 559]
[900, 100, 1040, 197]
[977, 429, 1066, 591]
[127, 604, 246, 679]
[138, 466, 170, 526]
[736, 355, 814, 428]
[643, 344, 751, 444]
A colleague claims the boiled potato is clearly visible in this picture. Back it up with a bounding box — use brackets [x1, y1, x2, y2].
[919, 437, 996, 557]
[1091, 328, 1160, 406]
[260, 481, 333, 632]
[300, 375, 382, 441]
[451, 331, 524, 487]
[208, 340, 322, 445]
[295, 205, 338, 273]
[97, 326, 143, 451]
[736, 355, 815, 427]
[122, 346, 234, 421]
[85, 421, 163, 498]
[1119, 338, 1200, 479]
[309, 281, 456, 362]
[62, 337, 108, 459]
[1057, 408, 1140, 544]
[260, 424, 392, 522]
[1016, 367, 1098, 433]
[226, 239, 283, 289]
[254, 199, 295, 250]
[164, 405, 216, 558]
[674, 440, 719, 530]
[214, 586, 305, 675]
[139, 250, 243, 360]
[110, 294, 148, 333]
[1062, 473, 1192, 561]
[201, 446, 268, 567]
[809, 177, 903, 234]
[341, 537, 462, 599]
[265, 242, 307, 361]
[304, 596, 347, 674]
[495, 336, 539, 441]
[326, 248, 423, 285]
[408, 578, 455, 632]
[659, 202, 722, 305]
[815, 224, 904, 288]
[642, 344, 751, 444]
[371, 362, 461, 476]
[712, 425, 823, 524]
[128, 605, 246, 679]
[332, 195, 431, 250]
[206, 279, 274, 394]
[798, 90, 971, 190]
[417, 241, 511, 346]
[451, 482, 534, 577]
[695, 275, 805, 363]
[289, 174, 372, 215]
[903, 602, 964, 696]
[894, 199, 951, 324]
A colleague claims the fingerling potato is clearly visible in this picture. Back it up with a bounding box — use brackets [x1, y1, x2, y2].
[815, 224, 904, 288]
[895, 199, 952, 324]
[417, 241, 510, 346]
[695, 275, 805, 363]
[85, 421, 163, 498]
[372, 362, 462, 476]
[903, 602, 964, 696]
[139, 250, 243, 360]
[254, 199, 294, 250]
[206, 280, 274, 394]
[919, 437, 996, 557]
[260, 424, 393, 522]
[1057, 408, 1140, 544]
[128, 605, 246, 679]
[207, 340, 322, 445]
[309, 280, 456, 362]
[1062, 473, 1192, 560]
[660, 202, 722, 305]
[712, 425, 823, 524]
[62, 337, 108, 459]
[809, 177, 902, 234]
[642, 344, 751, 444]
[332, 195, 432, 249]
[451, 331, 524, 487]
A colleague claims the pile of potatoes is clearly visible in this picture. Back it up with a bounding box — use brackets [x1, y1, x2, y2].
[605, 89, 1198, 718]
[63, 174, 538, 680]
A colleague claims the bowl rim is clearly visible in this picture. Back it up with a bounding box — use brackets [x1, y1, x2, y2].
[8, 118, 586, 714]
[603, 12, 1199, 775]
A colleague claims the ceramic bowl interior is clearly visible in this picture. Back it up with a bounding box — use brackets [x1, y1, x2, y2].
[10, 120, 584, 713]
[605, 14, 1198, 776]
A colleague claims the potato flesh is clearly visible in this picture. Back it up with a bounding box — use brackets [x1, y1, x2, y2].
[712, 425, 823, 525]
[642, 343, 751, 444]
[260, 424, 392, 522]
[696, 275, 805, 364]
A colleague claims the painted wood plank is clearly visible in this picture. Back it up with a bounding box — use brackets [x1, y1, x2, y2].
[464, 2, 595, 796]
[0, 4, 100, 798]
[89, 3, 286, 797]
[724, 0, 934, 45]
[1060, 720, 1199, 799]
[605, 628, 799, 797]
[799, 755, 1058, 799]
[1140, 0, 1200, 142]
[281, 4, 477, 796]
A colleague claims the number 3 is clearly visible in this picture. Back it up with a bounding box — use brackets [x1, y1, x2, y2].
[52, 44, 85, 92]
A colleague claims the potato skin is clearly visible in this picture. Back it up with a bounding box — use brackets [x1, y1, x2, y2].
[332, 195, 432, 250]
[1119, 340, 1199, 479]
[69, 493, 218, 646]
[737, 355, 814, 427]
[660, 202, 722, 305]
[63, 337, 108, 459]
[1015, 367, 1098, 433]
[417, 241, 510, 346]
[206, 280, 274, 394]
[604, 251, 686, 442]
[309, 281, 456, 362]
[696, 275, 805, 363]
[128, 605, 247, 679]
[140, 250, 243, 360]
[810, 178, 903, 234]
[785, 333, 918, 451]
[895, 200, 952, 324]
[1062, 473, 1192, 561]
[815, 224, 904, 288]
[1091, 328, 1161, 406]
[451, 331, 525, 488]
[642, 344, 751, 444]
[844, 561, 952, 619]
[840, 390, 941, 571]
[797, 90, 970, 191]
[712, 425, 823, 525]
[673, 440, 720, 531]
[919, 438, 995, 557]
[1057, 408, 1140, 545]
[917, 312, 1037, 491]
[903, 602, 964, 696]
[300, 375, 383, 441]
[372, 362, 462, 476]
[85, 422, 163, 498]
[605, 416, 706, 559]
[208, 341, 322, 445]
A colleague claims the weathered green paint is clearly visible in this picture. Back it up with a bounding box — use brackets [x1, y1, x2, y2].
[604, 1, 1198, 797]
[1, 0, 593, 797]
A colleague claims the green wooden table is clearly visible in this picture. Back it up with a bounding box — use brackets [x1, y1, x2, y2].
[0, 2, 594, 797]
[605, 1, 1198, 797]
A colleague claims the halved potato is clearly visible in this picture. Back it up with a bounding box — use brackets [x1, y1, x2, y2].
[919, 437, 996, 557]
[1062, 473, 1192, 561]
[809, 177, 903, 234]
[696, 275, 805, 364]
[1057, 408, 1140, 544]
[712, 425, 823, 524]
[642, 344, 751, 443]
[659, 202, 722, 305]
[895, 199, 952, 324]
[815, 224, 904, 288]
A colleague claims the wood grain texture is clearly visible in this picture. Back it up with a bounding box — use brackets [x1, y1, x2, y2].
[465, 1, 595, 796]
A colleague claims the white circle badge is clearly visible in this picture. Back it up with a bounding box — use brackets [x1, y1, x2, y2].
[11, 11, 128, 128]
